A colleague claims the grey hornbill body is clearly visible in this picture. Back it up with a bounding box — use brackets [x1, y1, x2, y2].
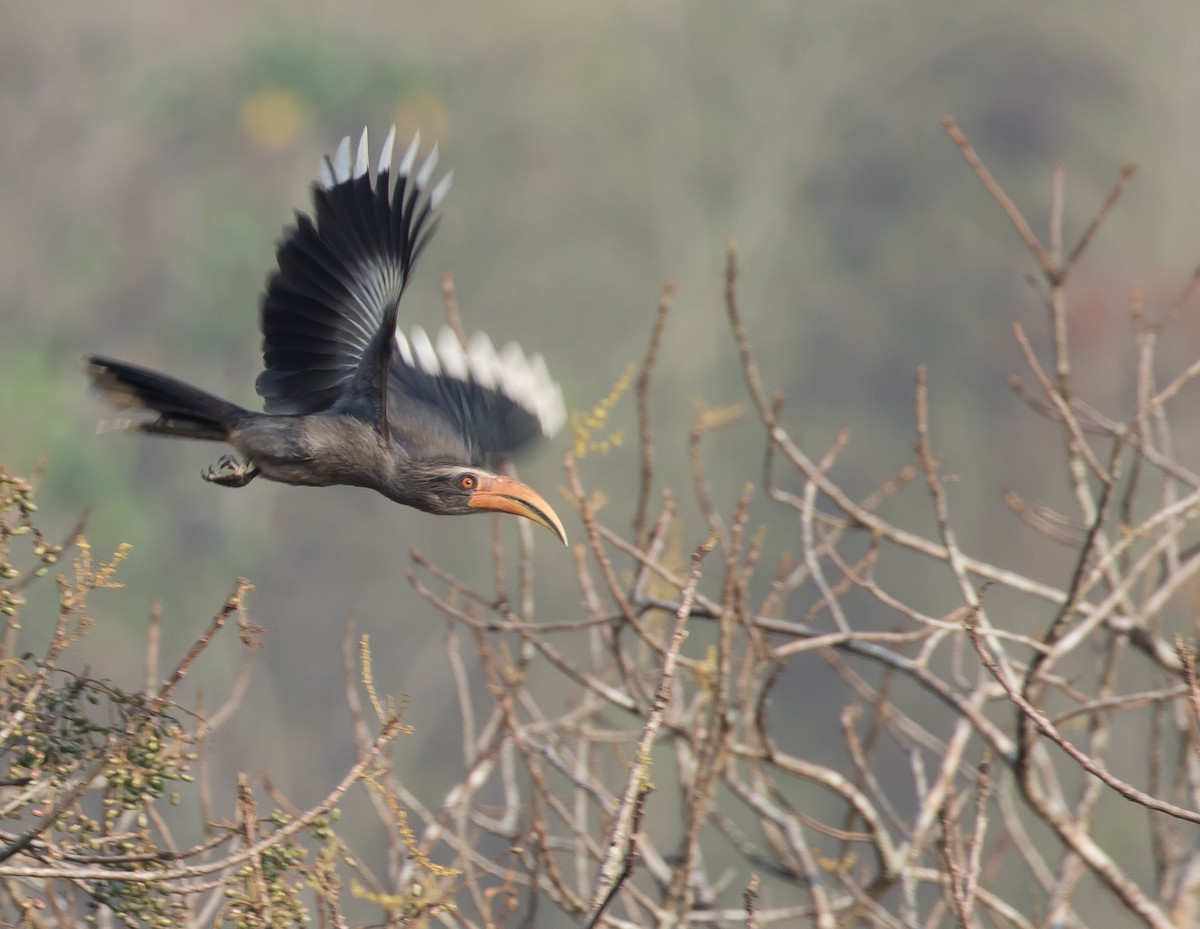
[88, 128, 567, 544]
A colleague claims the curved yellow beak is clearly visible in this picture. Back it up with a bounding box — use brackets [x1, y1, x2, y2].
[467, 474, 568, 545]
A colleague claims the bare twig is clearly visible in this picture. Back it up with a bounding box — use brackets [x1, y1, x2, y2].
[586, 535, 716, 922]
[633, 283, 674, 544]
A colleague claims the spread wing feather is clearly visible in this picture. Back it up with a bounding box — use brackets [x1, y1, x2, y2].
[255, 127, 564, 467]
[256, 127, 447, 415]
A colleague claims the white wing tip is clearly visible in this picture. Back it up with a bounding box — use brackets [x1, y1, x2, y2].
[318, 158, 335, 190]
[436, 326, 470, 380]
[427, 326, 566, 438]
[331, 136, 353, 186]
[394, 330, 414, 367]
[319, 126, 449, 204]
[415, 143, 440, 190]
[378, 124, 397, 175]
[409, 325, 441, 375]
[353, 127, 370, 179]
[431, 169, 453, 209]
[398, 132, 421, 178]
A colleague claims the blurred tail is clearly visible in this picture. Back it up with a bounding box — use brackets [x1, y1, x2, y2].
[87, 356, 249, 441]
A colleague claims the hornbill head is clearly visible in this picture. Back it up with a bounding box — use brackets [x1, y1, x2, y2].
[398, 463, 567, 545]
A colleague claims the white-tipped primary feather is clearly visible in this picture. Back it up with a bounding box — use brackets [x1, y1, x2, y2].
[398, 132, 420, 179]
[530, 377, 559, 431]
[353, 127, 370, 179]
[511, 345, 564, 438]
[318, 158, 335, 190]
[330, 136, 352, 185]
[466, 331, 500, 390]
[416, 144, 440, 190]
[394, 330, 414, 367]
[529, 354, 552, 383]
[431, 170, 454, 209]
[497, 342, 532, 404]
[435, 326, 470, 380]
[377, 125, 397, 175]
[540, 394, 566, 435]
[319, 127, 449, 198]
[528, 354, 566, 436]
[409, 326, 441, 374]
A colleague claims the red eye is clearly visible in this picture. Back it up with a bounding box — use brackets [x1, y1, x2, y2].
[458, 474, 477, 491]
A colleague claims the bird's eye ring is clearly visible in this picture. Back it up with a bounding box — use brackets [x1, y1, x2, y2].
[458, 474, 477, 491]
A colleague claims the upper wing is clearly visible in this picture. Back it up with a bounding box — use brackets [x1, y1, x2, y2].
[255, 127, 451, 415]
[387, 325, 567, 468]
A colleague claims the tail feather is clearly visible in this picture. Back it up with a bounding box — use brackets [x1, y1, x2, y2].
[87, 356, 248, 441]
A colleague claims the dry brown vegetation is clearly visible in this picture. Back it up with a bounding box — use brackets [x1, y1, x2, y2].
[5, 123, 1200, 929]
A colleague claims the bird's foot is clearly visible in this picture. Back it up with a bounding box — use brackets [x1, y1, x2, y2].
[201, 454, 260, 487]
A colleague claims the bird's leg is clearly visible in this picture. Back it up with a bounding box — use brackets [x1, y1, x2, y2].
[201, 454, 260, 488]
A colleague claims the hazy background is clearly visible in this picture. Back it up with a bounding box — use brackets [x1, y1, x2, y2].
[3, 1, 1200, 918]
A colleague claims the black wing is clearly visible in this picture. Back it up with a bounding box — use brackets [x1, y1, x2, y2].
[387, 325, 566, 468]
[256, 127, 451, 416]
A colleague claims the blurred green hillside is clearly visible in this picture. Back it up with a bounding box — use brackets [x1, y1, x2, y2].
[3, 4, 1200, 922]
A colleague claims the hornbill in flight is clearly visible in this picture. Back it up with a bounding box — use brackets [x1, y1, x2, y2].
[88, 127, 567, 544]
